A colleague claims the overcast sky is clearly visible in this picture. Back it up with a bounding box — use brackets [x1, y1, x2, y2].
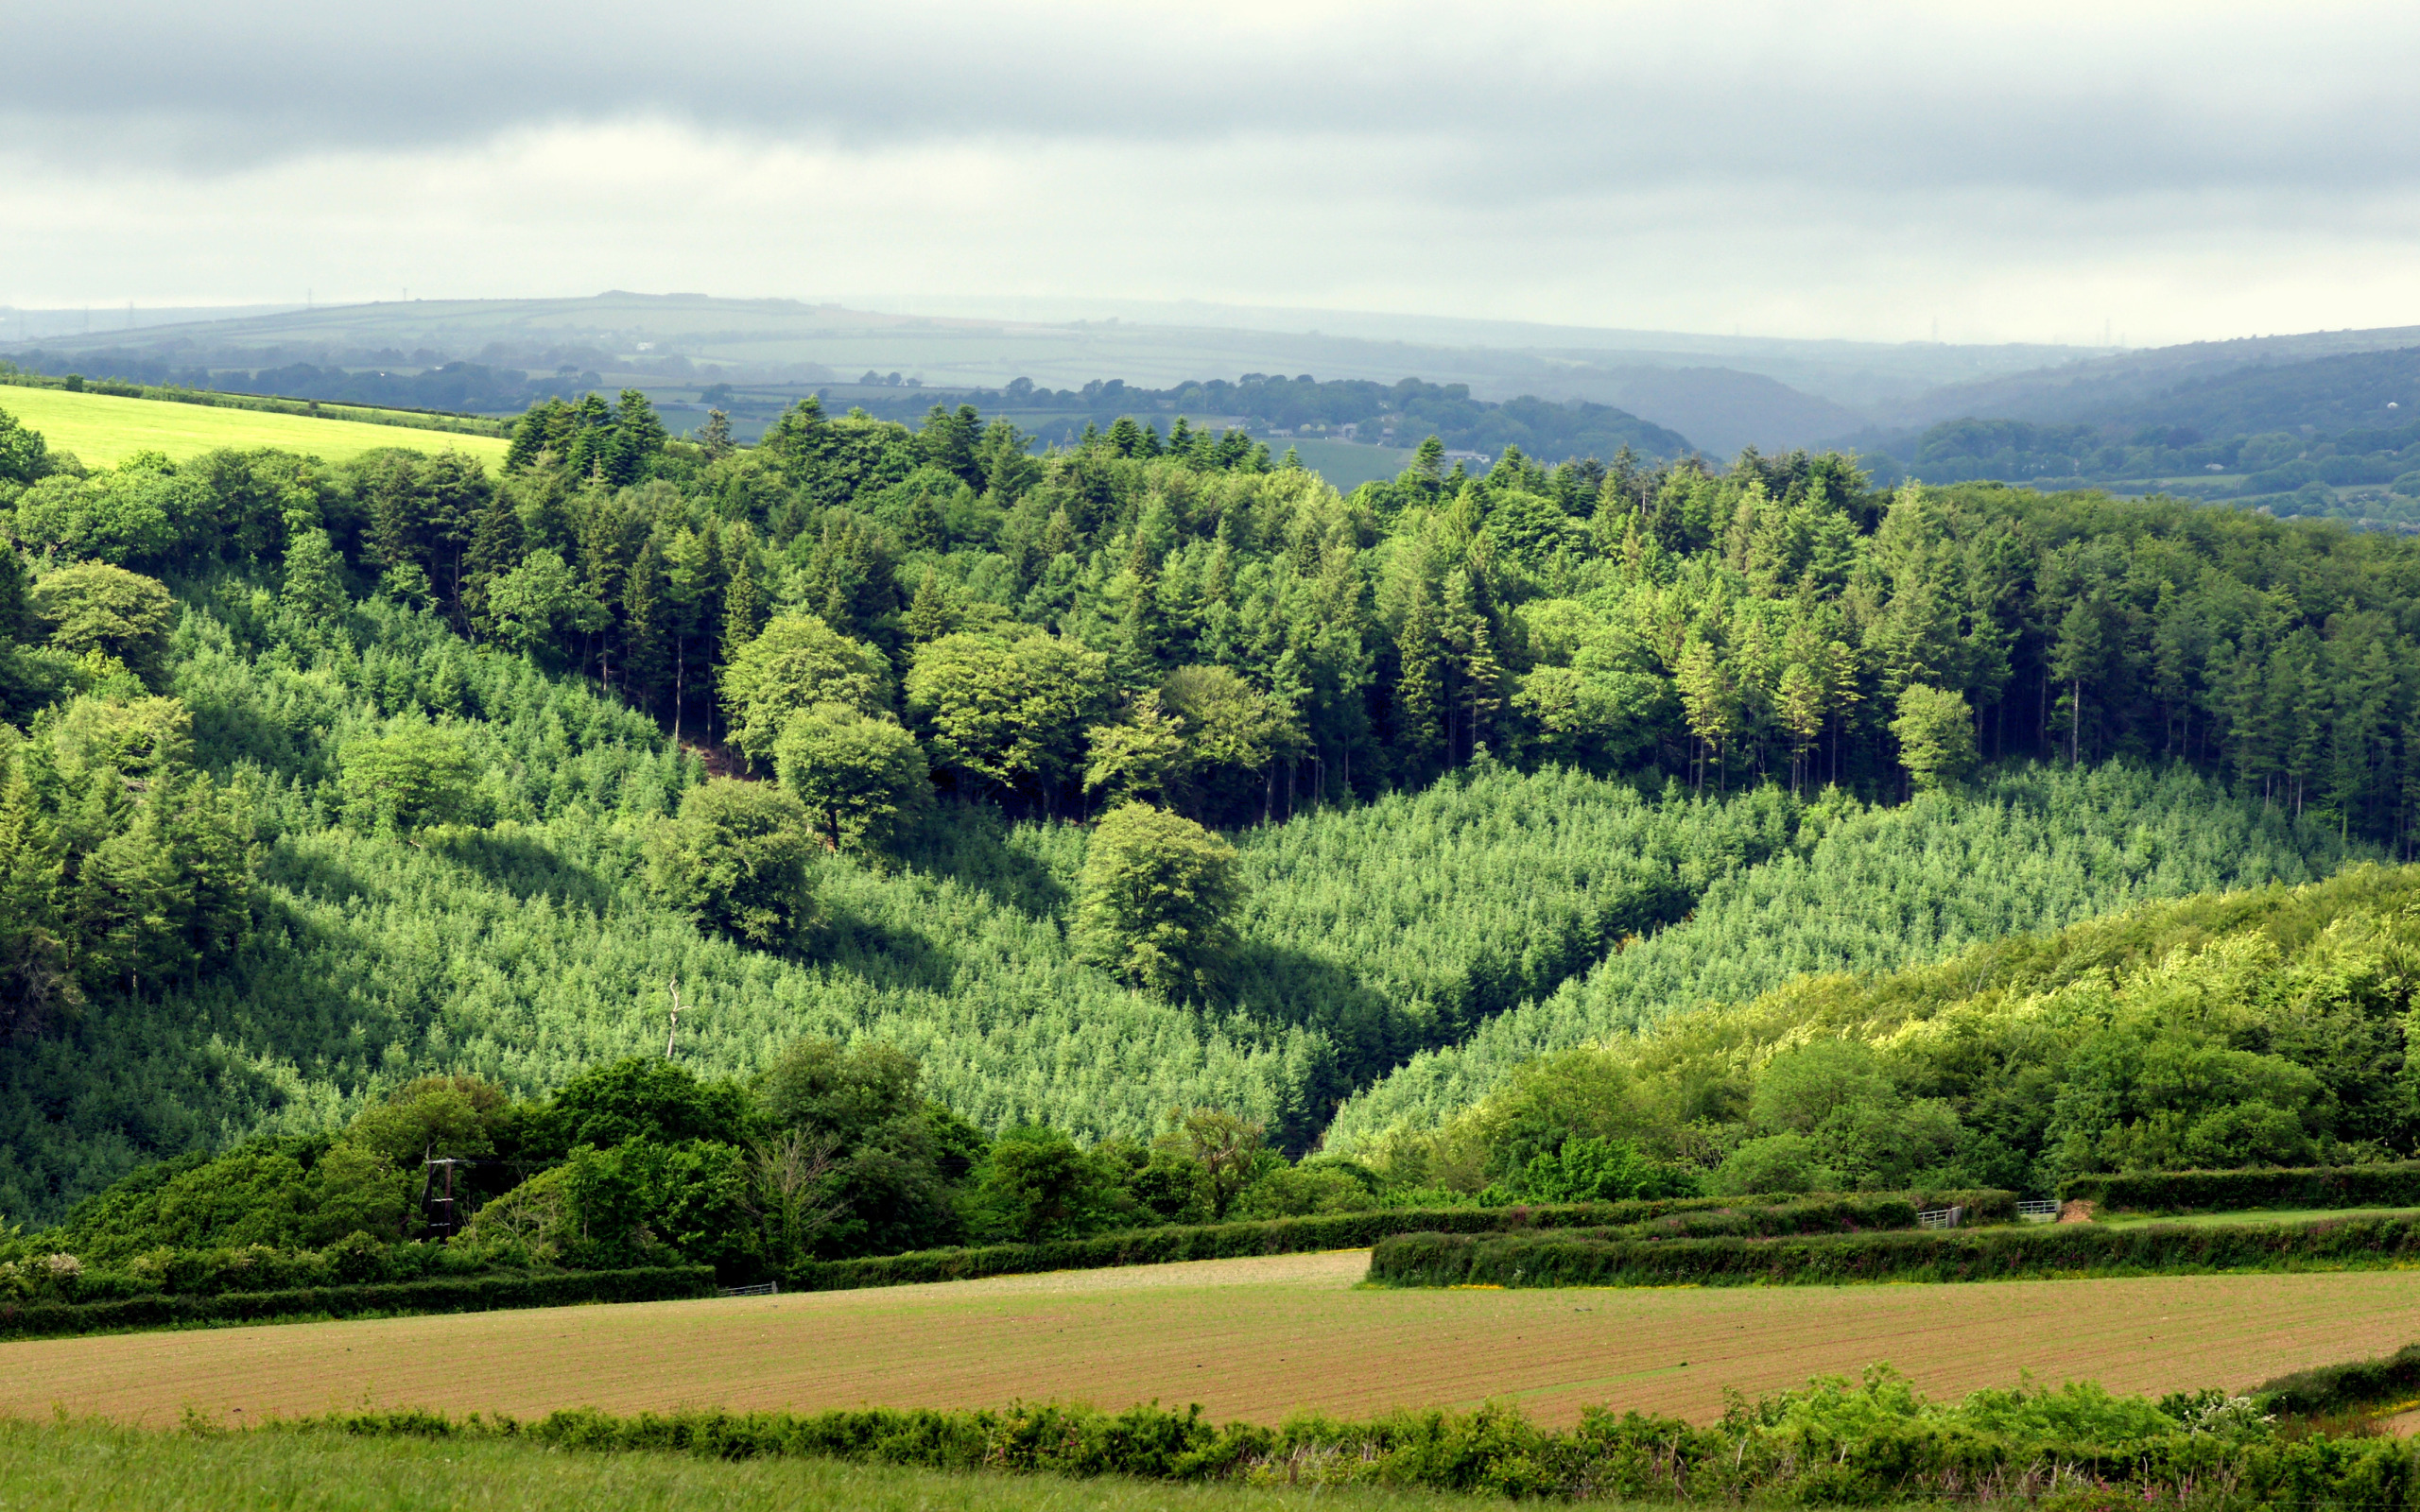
[6, 1, 2416, 346]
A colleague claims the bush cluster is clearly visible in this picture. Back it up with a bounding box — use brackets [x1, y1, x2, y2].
[1370, 1209, 2420, 1289]
[277, 1370, 2418, 1505]
[0, 1265, 714, 1340]
[2062, 1160, 2420, 1212]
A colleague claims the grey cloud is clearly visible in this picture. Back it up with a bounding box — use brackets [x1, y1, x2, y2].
[11, 1, 2420, 201]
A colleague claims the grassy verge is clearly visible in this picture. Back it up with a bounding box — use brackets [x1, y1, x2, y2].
[0, 1418, 1499, 1512]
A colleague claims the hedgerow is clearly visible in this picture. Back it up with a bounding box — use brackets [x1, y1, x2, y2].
[2257, 1341, 2420, 1418]
[0, 1265, 715, 1340]
[272, 1374, 2420, 1505]
[778, 1191, 2004, 1292]
[2063, 1160, 2420, 1213]
[1369, 1211, 2420, 1289]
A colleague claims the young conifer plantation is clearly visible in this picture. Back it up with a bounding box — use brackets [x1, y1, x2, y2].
[0, 386, 2405, 1285]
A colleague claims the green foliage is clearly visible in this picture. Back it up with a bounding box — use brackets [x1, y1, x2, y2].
[646, 778, 817, 949]
[1331, 765, 2361, 1155]
[553, 1138, 754, 1272]
[1075, 803, 1241, 1000]
[1498, 1136, 1701, 1204]
[1367, 862, 2420, 1201]
[1890, 683, 1976, 790]
[0, 392, 2407, 1240]
[906, 630, 1111, 805]
[12, 461, 202, 565]
[0, 404, 49, 486]
[718, 612, 888, 766]
[2256, 1339, 2420, 1418]
[338, 725, 478, 833]
[27, 560, 175, 682]
[771, 703, 928, 851]
[485, 549, 607, 656]
[965, 1125, 1130, 1243]
[541, 1058, 750, 1153]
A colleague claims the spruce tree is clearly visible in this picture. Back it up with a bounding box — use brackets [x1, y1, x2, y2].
[620, 538, 673, 713]
[460, 489, 526, 638]
[906, 566, 953, 643]
[1394, 591, 1445, 778]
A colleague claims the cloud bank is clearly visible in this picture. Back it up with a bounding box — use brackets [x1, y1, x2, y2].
[7, 1, 2418, 344]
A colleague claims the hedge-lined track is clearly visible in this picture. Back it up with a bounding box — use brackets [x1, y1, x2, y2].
[12, 1251, 2420, 1430]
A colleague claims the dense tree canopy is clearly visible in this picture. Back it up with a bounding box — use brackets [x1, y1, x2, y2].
[0, 382, 2409, 1232]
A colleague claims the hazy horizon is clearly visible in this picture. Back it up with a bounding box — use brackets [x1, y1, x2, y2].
[9, 3, 2419, 350]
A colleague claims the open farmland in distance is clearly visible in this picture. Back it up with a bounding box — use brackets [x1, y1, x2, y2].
[13, 1251, 2420, 1429]
[0, 385, 510, 467]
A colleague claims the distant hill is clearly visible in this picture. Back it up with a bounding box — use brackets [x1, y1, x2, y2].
[0, 292, 2066, 460]
[2098, 346, 2420, 438]
[1886, 326, 2420, 430]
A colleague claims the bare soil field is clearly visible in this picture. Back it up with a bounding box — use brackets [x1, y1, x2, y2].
[10, 1250, 2420, 1429]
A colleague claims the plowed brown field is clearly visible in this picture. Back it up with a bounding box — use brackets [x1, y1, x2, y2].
[11, 1251, 2420, 1429]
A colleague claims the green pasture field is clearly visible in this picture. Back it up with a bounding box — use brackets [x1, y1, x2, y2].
[0, 1418, 1506, 1512]
[1268, 438, 1416, 490]
[0, 385, 511, 468]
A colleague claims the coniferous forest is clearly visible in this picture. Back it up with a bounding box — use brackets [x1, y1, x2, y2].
[1, 384, 2414, 1260]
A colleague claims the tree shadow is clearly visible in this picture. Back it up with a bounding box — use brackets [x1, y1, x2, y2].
[429, 828, 616, 915]
[813, 898, 960, 994]
[1222, 940, 1466, 1092]
[892, 800, 1071, 920]
[259, 845, 381, 907]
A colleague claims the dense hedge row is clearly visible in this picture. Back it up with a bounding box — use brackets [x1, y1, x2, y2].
[1369, 1212, 2420, 1289]
[2063, 1161, 2420, 1213]
[281, 1395, 2420, 1505]
[0, 1266, 717, 1340]
[1, 1234, 549, 1305]
[779, 1192, 2007, 1292]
